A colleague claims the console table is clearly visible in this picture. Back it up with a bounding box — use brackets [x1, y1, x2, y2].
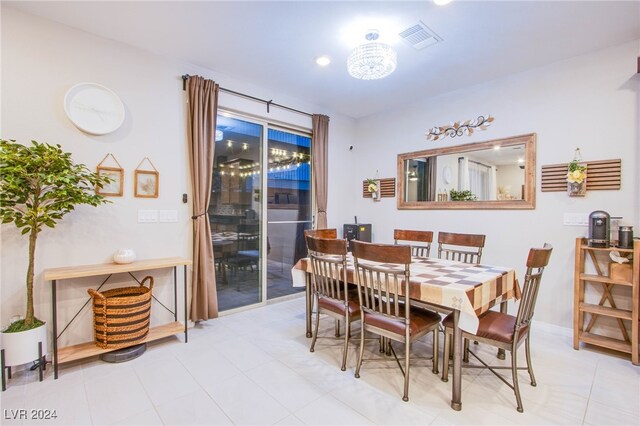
[44, 257, 191, 378]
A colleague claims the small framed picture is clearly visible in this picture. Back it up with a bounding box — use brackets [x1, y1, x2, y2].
[96, 166, 124, 196]
[135, 170, 159, 198]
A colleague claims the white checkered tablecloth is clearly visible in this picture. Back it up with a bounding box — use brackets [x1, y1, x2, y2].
[292, 254, 518, 334]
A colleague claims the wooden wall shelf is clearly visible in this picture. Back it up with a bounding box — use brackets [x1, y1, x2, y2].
[362, 178, 395, 198]
[542, 159, 621, 192]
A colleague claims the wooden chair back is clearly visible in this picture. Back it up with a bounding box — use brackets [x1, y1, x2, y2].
[394, 229, 434, 258]
[437, 232, 486, 264]
[304, 228, 338, 239]
[515, 243, 553, 331]
[351, 240, 412, 325]
[305, 235, 349, 302]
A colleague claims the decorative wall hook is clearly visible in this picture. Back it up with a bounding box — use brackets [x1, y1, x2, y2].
[425, 115, 494, 141]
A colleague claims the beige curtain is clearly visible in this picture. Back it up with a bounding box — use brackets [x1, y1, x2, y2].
[186, 76, 219, 321]
[312, 114, 330, 228]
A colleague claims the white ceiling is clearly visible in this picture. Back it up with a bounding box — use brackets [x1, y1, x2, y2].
[6, 1, 640, 119]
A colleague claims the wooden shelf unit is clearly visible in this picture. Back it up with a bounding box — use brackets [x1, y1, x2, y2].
[44, 257, 191, 378]
[573, 238, 639, 365]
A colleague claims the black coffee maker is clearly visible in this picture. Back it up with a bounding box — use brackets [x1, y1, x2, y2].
[588, 210, 610, 248]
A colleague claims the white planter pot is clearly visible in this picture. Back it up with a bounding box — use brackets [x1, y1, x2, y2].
[1, 323, 47, 366]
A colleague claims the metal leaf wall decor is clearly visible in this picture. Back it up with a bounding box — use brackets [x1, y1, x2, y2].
[425, 115, 494, 141]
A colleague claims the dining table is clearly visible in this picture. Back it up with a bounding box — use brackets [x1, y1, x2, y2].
[291, 254, 519, 411]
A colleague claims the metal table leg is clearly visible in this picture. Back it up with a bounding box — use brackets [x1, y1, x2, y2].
[451, 309, 462, 411]
[1, 349, 6, 391]
[497, 301, 507, 360]
[173, 266, 178, 322]
[52, 279, 58, 379]
[184, 265, 188, 343]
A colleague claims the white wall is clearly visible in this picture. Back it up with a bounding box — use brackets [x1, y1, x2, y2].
[0, 8, 355, 347]
[346, 40, 639, 331]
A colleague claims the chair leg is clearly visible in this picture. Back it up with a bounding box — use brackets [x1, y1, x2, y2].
[310, 303, 321, 353]
[525, 336, 536, 386]
[354, 325, 365, 379]
[512, 349, 524, 413]
[340, 319, 350, 371]
[442, 330, 450, 382]
[379, 336, 385, 353]
[335, 319, 340, 337]
[403, 340, 410, 402]
[432, 329, 439, 374]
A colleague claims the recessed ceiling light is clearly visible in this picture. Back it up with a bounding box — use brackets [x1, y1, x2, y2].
[315, 55, 331, 67]
[493, 145, 501, 150]
[434, 0, 452, 5]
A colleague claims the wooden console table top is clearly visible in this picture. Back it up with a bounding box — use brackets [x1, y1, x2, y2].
[44, 257, 191, 280]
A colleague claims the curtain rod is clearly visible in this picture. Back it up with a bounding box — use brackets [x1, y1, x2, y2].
[181, 74, 313, 118]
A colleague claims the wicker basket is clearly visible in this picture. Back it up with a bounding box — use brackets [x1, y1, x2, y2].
[88, 276, 154, 349]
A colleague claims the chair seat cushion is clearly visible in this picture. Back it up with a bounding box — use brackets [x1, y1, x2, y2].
[443, 311, 528, 344]
[364, 306, 440, 337]
[318, 291, 361, 317]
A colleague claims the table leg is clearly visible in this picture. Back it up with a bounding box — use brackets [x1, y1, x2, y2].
[52, 279, 58, 380]
[184, 265, 188, 343]
[497, 301, 507, 360]
[305, 273, 312, 338]
[1, 349, 6, 391]
[451, 309, 462, 411]
[173, 267, 178, 322]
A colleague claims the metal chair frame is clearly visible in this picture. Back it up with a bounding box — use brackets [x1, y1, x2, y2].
[352, 241, 440, 402]
[394, 229, 434, 258]
[306, 235, 358, 371]
[441, 244, 553, 412]
[437, 231, 486, 264]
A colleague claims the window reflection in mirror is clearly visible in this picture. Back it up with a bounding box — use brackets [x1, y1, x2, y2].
[397, 134, 536, 210]
[404, 145, 526, 202]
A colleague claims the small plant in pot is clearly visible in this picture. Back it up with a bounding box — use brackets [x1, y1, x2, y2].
[0, 140, 111, 371]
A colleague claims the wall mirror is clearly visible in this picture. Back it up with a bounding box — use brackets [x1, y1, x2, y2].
[397, 133, 536, 210]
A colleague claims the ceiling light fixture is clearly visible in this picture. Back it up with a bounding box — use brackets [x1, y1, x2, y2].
[315, 55, 331, 66]
[347, 30, 397, 80]
[434, 0, 453, 6]
[215, 129, 223, 142]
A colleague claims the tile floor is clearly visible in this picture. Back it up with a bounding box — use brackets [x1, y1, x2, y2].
[1, 297, 638, 425]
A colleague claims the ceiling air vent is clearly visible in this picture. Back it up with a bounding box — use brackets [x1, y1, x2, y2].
[398, 21, 442, 50]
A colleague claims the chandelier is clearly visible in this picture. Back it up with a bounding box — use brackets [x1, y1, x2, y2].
[347, 30, 397, 80]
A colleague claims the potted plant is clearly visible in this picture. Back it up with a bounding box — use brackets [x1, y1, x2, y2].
[366, 178, 380, 201]
[0, 140, 111, 368]
[449, 189, 477, 201]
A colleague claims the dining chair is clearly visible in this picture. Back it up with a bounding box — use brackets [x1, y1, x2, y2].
[351, 240, 441, 402]
[438, 231, 487, 355]
[224, 224, 260, 276]
[441, 243, 553, 412]
[304, 228, 338, 239]
[437, 231, 486, 264]
[305, 235, 360, 371]
[394, 229, 434, 257]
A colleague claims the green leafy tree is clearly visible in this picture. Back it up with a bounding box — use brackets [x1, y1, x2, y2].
[0, 140, 112, 332]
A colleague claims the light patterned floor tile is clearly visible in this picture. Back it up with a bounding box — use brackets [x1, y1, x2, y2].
[155, 389, 232, 425]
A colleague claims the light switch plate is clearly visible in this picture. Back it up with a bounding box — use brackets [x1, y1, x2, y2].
[138, 209, 158, 223]
[564, 212, 589, 226]
[159, 210, 178, 223]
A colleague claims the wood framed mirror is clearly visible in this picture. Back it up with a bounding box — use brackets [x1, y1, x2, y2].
[397, 133, 536, 210]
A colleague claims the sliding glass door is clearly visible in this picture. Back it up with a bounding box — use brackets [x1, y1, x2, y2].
[211, 115, 263, 311]
[266, 128, 311, 300]
[210, 113, 309, 311]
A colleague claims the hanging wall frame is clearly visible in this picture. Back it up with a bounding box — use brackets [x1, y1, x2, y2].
[96, 153, 124, 196]
[134, 157, 159, 198]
